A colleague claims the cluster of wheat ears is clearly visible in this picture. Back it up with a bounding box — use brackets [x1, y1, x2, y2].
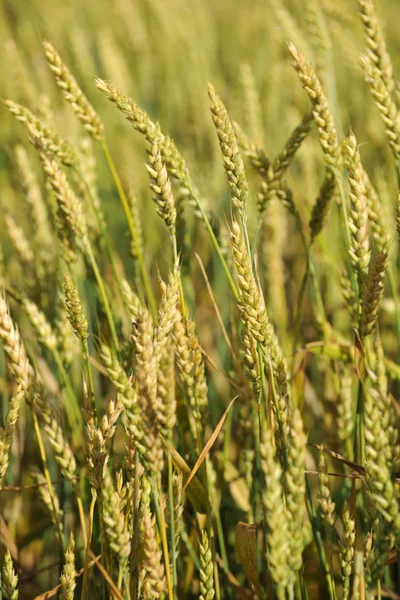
[2, 0, 400, 598]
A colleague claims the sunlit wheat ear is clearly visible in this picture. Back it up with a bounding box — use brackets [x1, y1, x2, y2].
[208, 82, 248, 219]
[260, 427, 291, 596]
[146, 124, 177, 238]
[63, 276, 88, 343]
[43, 41, 104, 141]
[121, 279, 143, 322]
[33, 385, 77, 480]
[309, 170, 336, 240]
[364, 385, 400, 581]
[0, 385, 24, 488]
[285, 409, 307, 584]
[96, 78, 211, 221]
[102, 474, 131, 568]
[358, 0, 394, 93]
[132, 309, 164, 473]
[86, 421, 109, 491]
[140, 476, 167, 598]
[288, 43, 341, 174]
[363, 170, 387, 250]
[336, 367, 354, 451]
[229, 219, 282, 364]
[360, 52, 400, 161]
[240, 323, 261, 395]
[174, 311, 208, 439]
[344, 133, 371, 285]
[5, 100, 79, 167]
[1, 549, 19, 600]
[22, 296, 58, 352]
[258, 111, 314, 218]
[233, 119, 269, 176]
[0, 294, 31, 391]
[339, 502, 355, 600]
[361, 250, 388, 338]
[199, 530, 215, 600]
[4, 214, 34, 271]
[317, 449, 336, 530]
[59, 533, 76, 600]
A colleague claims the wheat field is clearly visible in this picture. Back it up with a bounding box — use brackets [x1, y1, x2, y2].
[1, 0, 400, 598]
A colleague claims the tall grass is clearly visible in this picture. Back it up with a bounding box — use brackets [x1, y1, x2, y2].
[1, 0, 400, 598]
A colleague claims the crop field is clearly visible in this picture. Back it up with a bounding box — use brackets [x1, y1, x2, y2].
[1, 0, 400, 598]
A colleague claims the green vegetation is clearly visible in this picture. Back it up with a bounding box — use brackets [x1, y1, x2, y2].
[1, 0, 400, 598]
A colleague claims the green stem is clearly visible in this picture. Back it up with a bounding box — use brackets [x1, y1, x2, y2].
[167, 449, 177, 596]
[83, 339, 97, 425]
[376, 579, 382, 600]
[84, 240, 119, 352]
[76, 167, 126, 305]
[53, 349, 83, 434]
[193, 198, 238, 300]
[152, 475, 174, 600]
[33, 413, 65, 552]
[305, 476, 336, 600]
[81, 490, 97, 600]
[101, 141, 157, 320]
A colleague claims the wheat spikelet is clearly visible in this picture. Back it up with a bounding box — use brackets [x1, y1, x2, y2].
[146, 125, 177, 237]
[0, 386, 24, 487]
[103, 475, 131, 566]
[5, 100, 78, 167]
[96, 78, 209, 217]
[100, 344, 147, 457]
[0, 295, 30, 391]
[86, 421, 109, 490]
[233, 120, 269, 176]
[358, 0, 394, 93]
[361, 250, 388, 337]
[363, 171, 387, 250]
[317, 449, 336, 530]
[63, 276, 89, 343]
[230, 220, 277, 355]
[309, 170, 336, 240]
[345, 134, 371, 283]
[239, 323, 261, 395]
[1, 549, 19, 600]
[339, 502, 355, 600]
[336, 367, 354, 449]
[39, 151, 88, 245]
[36, 397, 77, 480]
[43, 41, 104, 141]
[208, 82, 248, 218]
[100, 398, 123, 443]
[132, 309, 164, 473]
[23, 296, 58, 352]
[14, 145, 54, 274]
[288, 43, 341, 173]
[258, 111, 314, 216]
[260, 427, 291, 596]
[59, 533, 76, 600]
[140, 476, 167, 598]
[340, 268, 359, 323]
[199, 530, 215, 600]
[285, 409, 307, 583]
[360, 52, 400, 161]
[4, 214, 34, 267]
